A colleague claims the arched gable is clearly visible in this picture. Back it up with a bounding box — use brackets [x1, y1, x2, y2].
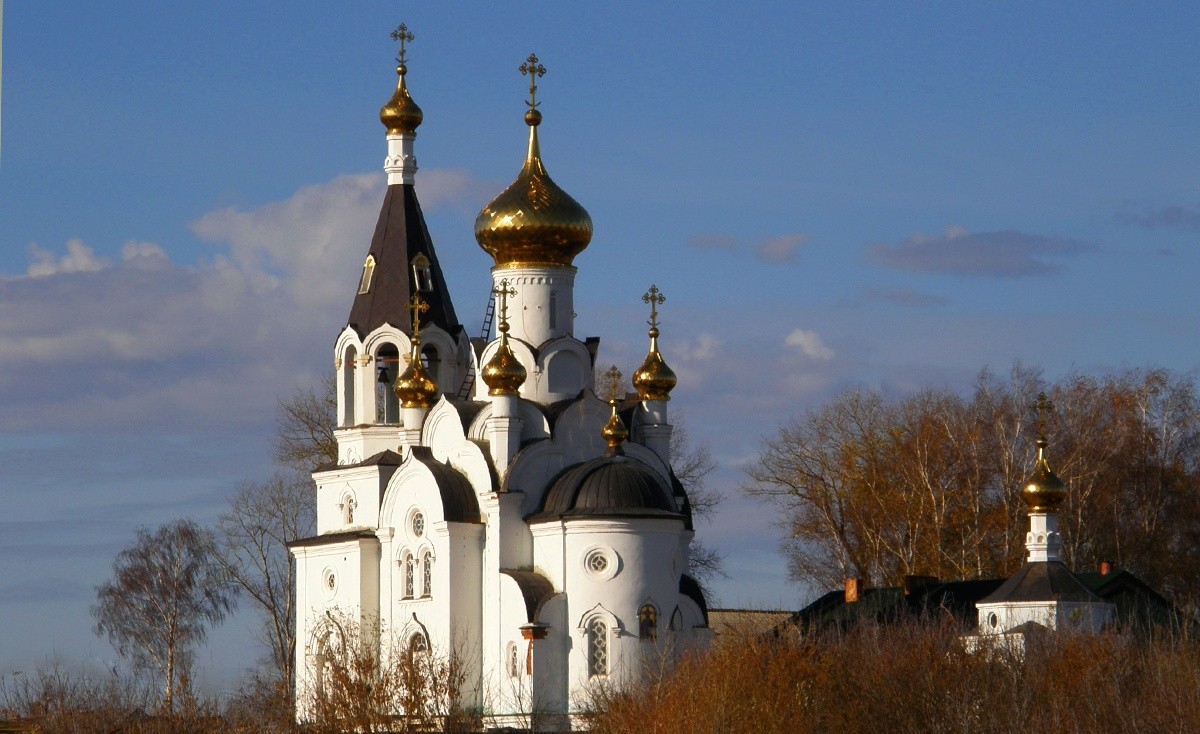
[380, 447, 482, 530]
[465, 399, 551, 445]
[503, 393, 610, 516]
[474, 335, 538, 398]
[423, 397, 499, 495]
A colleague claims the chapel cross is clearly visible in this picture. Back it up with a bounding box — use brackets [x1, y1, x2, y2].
[520, 53, 547, 108]
[643, 284, 666, 329]
[391, 24, 415, 64]
[1032, 392, 1055, 441]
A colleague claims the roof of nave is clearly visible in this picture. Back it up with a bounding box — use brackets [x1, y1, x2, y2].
[979, 561, 1106, 606]
[346, 184, 462, 339]
[527, 454, 682, 523]
[500, 568, 556, 623]
[286, 529, 379, 549]
[314, 449, 405, 474]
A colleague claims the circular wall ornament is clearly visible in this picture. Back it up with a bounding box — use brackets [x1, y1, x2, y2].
[412, 510, 426, 538]
[581, 546, 619, 581]
[322, 568, 337, 598]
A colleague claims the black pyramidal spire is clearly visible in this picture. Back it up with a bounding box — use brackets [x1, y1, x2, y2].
[347, 184, 461, 339]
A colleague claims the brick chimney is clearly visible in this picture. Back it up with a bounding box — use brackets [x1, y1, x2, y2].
[845, 577, 864, 603]
[1099, 561, 1114, 576]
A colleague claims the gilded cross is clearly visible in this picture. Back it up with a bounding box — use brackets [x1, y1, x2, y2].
[602, 365, 623, 403]
[408, 293, 430, 338]
[391, 24, 415, 64]
[492, 279, 517, 334]
[642, 284, 665, 329]
[1032, 392, 1055, 441]
[519, 53, 546, 108]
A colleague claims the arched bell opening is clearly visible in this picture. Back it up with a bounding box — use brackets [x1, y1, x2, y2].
[421, 343, 441, 392]
[340, 345, 358, 427]
[375, 343, 401, 424]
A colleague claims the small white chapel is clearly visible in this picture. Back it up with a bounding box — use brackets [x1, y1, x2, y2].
[288, 27, 711, 725]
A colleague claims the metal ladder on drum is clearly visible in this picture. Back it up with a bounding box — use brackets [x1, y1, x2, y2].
[455, 294, 495, 399]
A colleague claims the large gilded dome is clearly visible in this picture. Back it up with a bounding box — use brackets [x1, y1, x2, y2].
[475, 108, 593, 269]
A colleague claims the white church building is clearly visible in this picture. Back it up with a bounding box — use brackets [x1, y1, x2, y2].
[289, 32, 710, 725]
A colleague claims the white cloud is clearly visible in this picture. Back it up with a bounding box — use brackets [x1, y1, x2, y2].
[25, 239, 110, 278]
[785, 329, 834, 360]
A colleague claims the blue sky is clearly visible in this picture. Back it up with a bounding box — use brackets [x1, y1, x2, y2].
[3, 2, 1199, 690]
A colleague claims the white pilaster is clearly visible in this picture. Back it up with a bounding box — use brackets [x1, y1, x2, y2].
[1026, 512, 1062, 562]
[488, 395, 524, 480]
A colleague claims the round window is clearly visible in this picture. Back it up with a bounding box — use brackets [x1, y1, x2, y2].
[582, 547, 618, 580]
[412, 511, 425, 538]
[988, 613, 998, 629]
[587, 551, 609, 574]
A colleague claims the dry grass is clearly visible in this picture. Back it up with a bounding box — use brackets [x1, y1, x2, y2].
[587, 622, 1200, 734]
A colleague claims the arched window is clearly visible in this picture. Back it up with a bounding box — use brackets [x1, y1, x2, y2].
[670, 607, 683, 632]
[341, 346, 357, 427]
[376, 343, 400, 423]
[421, 551, 432, 598]
[340, 495, 356, 525]
[409, 632, 428, 656]
[586, 618, 608, 678]
[507, 642, 520, 678]
[638, 604, 658, 642]
[403, 553, 415, 599]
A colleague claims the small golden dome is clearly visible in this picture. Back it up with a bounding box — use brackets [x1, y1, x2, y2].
[482, 328, 527, 396]
[601, 399, 629, 456]
[1021, 439, 1067, 513]
[393, 339, 438, 409]
[474, 97, 592, 269]
[380, 64, 423, 135]
[633, 327, 677, 402]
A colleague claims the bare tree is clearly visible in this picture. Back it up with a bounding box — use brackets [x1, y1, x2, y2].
[216, 473, 315, 691]
[273, 374, 338, 474]
[92, 519, 236, 713]
[669, 415, 725, 588]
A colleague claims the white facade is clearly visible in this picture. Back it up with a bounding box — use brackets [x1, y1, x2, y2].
[290, 54, 710, 728]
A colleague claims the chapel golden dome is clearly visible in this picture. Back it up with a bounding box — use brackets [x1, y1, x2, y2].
[380, 25, 423, 135]
[393, 338, 438, 409]
[601, 399, 629, 456]
[475, 54, 593, 269]
[1021, 438, 1067, 513]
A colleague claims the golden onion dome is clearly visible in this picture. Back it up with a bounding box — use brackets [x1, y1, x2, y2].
[393, 339, 438, 409]
[380, 63, 424, 135]
[1021, 438, 1067, 513]
[481, 327, 527, 396]
[600, 399, 629, 457]
[475, 107, 593, 269]
[633, 326, 677, 402]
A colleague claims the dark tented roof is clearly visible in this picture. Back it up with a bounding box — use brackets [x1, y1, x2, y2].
[500, 569, 556, 622]
[978, 562, 1105, 605]
[347, 184, 461, 338]
[527, 455, 681, 523]
[407, 446, 482, 524]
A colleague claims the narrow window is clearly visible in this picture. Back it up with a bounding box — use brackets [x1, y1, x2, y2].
[670, 608, 683, 632]
[403, 553, 415, 599]
[639, 604, 658, 642]
[507, 642, 520, 678]
[358, 255, 376, 295]
[340, 495, 356, 525]
[421, 344, 440, 388]
[409, 632, 429, 656]
[549, 291, 558, 330]
[421, 551, 432, 598]
[587, 619, 608, 678]
[341, 346, 357, 427]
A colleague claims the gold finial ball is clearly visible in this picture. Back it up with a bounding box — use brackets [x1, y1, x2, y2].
[394, 357, 438, 409]
[482, 341, 527, 396]
[524, 108, 543, 127]
[380, 65, 423, 135]
[1021, 441, 1067, 513]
